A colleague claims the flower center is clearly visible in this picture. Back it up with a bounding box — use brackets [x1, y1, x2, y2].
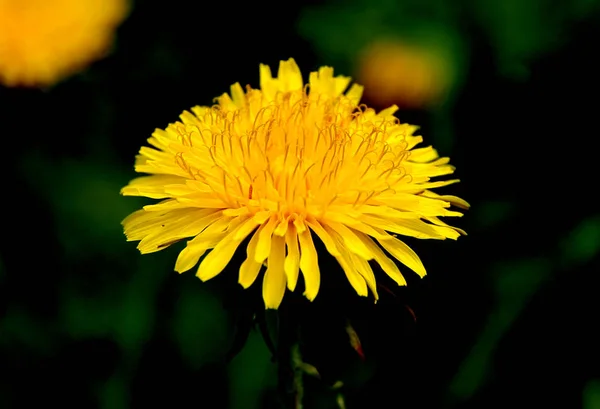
[175, 88, 414, 221]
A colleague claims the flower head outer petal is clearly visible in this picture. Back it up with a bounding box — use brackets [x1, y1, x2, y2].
[238, 224, 266, 289]
[298, 226, 320, 301]
[284, 225, 300, 291]
[254, 216, 279, 263]
[196, 217, 259, 281]
[356, 233, 407, 286]
[326, 231, 368, 297]
[174, 213, 230, 273]
[376, 235, 427, 278]
[263, 235, 287, 309]
[350, 251, 379, 301]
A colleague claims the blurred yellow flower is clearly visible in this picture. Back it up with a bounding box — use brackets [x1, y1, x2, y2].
[358, 40, 453, 109]
[121, 59, 468, 309]
[0, 0, 128, 87]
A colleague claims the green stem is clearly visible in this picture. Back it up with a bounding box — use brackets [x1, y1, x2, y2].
[277, 302, 302, 409]
[291, 343, 304, 409]
[336, 393, 347, 409]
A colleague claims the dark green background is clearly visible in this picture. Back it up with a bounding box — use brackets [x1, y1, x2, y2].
[2, 0, 600, 408]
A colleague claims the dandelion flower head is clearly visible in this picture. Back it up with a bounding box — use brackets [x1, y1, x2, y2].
[121, 59, 469, 309]
[0, 0, 128, 87]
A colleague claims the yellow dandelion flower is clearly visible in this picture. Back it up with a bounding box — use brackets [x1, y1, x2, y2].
[121, 59, 469, 309]
[0, 0, 128, 87]
[358, 39, 453, 109]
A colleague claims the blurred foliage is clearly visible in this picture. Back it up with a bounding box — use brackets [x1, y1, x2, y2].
[560, 215, 600, 267]
[449, 258, 550, 400]
[584, 379, 600, 409]
[299, 0, 466, 105]
[2, 0, 600, 408]
[300, 0, 600, 81]
[469, 0, 600, 79]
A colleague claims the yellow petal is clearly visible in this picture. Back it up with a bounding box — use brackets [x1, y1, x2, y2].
[322, 208, 363, 225]
[422, 221, 462, 239]
[263, 235, 287, 309]
[161, 183, 197, 195]
[420, 190, 471, 210]
[325, 221, 373, 260]
[324, 226, 368, 296]
[305, 218, 341, 256]
[408, 146, 439, 162]
[143, 199, 190, 212]
[284, 225, 300, 291]
[196, 217, 257, 281]
[393, 179, 460, 193]
[273, 217, 289, 236]
[357, 234, 406, 286]
[277, 58, 303, 91]
[254, 216, 278, 263]
[350, 252, 378, 301]
[253, 211, 272, 224]
[135, 146, 173, 163]
[197, 216, 233, 237]
[345, 84, 363, 105]
[230, 82, 246, 107]
[122, 208, 160, 231]
[425, 216, 467, 236]
[239, 225, 265, 289]
[293, 216, 307, 234]
[148, 128, 176, 148]
[223, 207, 251, 217]
[126, 209, 221, 246]
[124, 209, 189, 237]
[175, 193, 228, 208]
[335, 252, 368, 296]
[234, 216, 261, 241]
[130, 210, 210, 252]
[378, 105, 399, 117]
[134, 161, 189, 178]
[179, 110, 201, 126]
[175, 234, 224, 273]
[339, 220, 389, 240]
[176, 211, 226, 237]
[409, 162, 454, 178]
[376, 235, 427, 278]
[358, 205, 420, 220]
[360, 215, 446, 239]
[121, 175, 185, 198]
[333, 75, 351, 96]
[259, 63, 274, 92]
[374, 194, 458, 217]
[298, 229, 320, 301]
